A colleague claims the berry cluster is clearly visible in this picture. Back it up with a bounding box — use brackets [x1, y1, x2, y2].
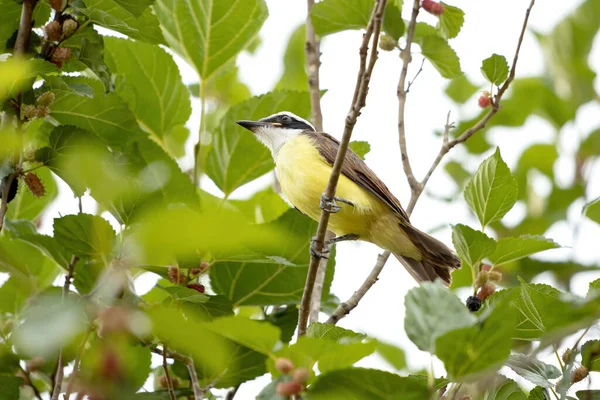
[167, 262, 210, 293]
[42, 16, 79, 68]
[23, 91, 55, 120]
[466, 264, 503, 312]
[274, 358, 309, 397]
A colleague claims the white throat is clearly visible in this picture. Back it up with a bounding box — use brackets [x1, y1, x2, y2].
[254, 126, 303, 157]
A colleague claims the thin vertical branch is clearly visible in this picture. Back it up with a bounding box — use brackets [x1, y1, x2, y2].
[327, 0, 536, 325]
[52, 255, 78, 400]
[162, 345, 177, 400]
[185, 356, 202, 400]
[14, 0, 38, 57]
[305, 0, 330, 325]
[63, 326, 92, 399]
[298, 0, 388, 336]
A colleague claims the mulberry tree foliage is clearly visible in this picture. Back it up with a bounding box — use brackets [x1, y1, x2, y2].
[0, 0, 599, 399]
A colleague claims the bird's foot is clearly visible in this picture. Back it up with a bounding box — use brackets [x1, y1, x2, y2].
[320, 194, 354, 213]
[310, 236, 331, 259]
[326, 233, 359, 245]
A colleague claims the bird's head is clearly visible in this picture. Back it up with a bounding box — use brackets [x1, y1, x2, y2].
[237, 111, 315, 156]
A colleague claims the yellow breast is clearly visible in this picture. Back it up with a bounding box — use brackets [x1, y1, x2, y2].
[275, 134, 384, 238]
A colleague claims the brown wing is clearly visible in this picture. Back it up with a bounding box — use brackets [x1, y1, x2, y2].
[304, 131, 410, 222]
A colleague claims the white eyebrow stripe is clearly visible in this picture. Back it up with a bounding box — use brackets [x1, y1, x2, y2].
[260, 111, 316, 131]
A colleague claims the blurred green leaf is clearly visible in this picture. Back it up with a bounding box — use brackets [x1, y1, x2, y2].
[265, 306, 298, 343]
[72, 259, 104, 295]
[74, 0, 165, 44]
[405, 280, 476, 353]
[6, 167, 58, 221]
[376, 341, 407, 371]
[585, 198, 600, 225]
[444, 75, 479, 104]
[489, 235, 560, 266]
[481, 54, 509, 86]
[581, 340, 600, 371]
[437, 3, 464, 39]
[528, 386, 550, 400]
[452, 224, 496, 270]
[4, 219, 71, 268]
[210, 210, 335, 306]
[0, 375, 21, 400]
[349, 141, 371, 160]
[485, 377, 528, 400]
[12, 293, 87, 358]
[161, 286, 209, 304]
[464, 148, 518, 227]
[62, 25, 111, 91]
[257, 375, 289, 400]
[43, 76, 146, 147]
[515, 144, 558, 200]
[418, 35, 462, 79]
[506, 353, 561, 388]
[436, 298, 517, 381]
[0, 344, 19, 374]
[113, 0, 153, 17]
[383, 3, 405, 41]
[164, 124, 190, 159]
[0, 1, 21, 52]
[104, 37, 192, 142]
[154, 0, 267, 79]
[307, 323, 366, 341]
[202, 60, 252, 106]
[205, 90, 312, 195]
[205, 316, 280, 355]
[276, 24, 308, 91]
[230, 187, 290, 224]
[576, 391, 600, 400]
[309, 369, 442, 400]
[53, 213, 116, 259]
[579, 129, 600, 159]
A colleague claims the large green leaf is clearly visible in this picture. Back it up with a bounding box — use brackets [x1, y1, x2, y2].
[205, 316, 281, 355]
[276, 24, 308, 91]
[484, 377, 528, 400]
[210, 209, 335, 306]
[154, 0, 268, 79]
[43, 76, 146, 147]
[62, 25, 111, 91]
[76, 0, 165, 44]
[375, 341, 407, 371]
[451, 224, 496, 270]
[205, 90, 312, 195]
[307, 323, 366, 341]
[4, 220, 71, 268]
[581, 340, 600, 371]
[437, 3, 464, 39]
[464, 148, 518, 227]
[113, 0, 154, 17]
[0, 375, 21, 400]
[418, 35, 462, 79]
[506, 353, 561, 388]
[481, 54, 509, 86]
[309, 370, 444, 400]
[404, 280, 477, 353]
[436, 299, 517, 381]
[104, 37, 191, 142]
[488, 235, 560, 266]
[53, 214, 116, 260]
[444, 75, 479, 104]
[230, 187, 290, 224]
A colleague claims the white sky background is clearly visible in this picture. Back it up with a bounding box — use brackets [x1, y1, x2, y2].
[15, 0, 600, 397]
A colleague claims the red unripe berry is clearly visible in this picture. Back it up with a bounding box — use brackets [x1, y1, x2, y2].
[476, 283, 496, 301]
[44, 21, 62, 41]
[186, 283, 205, 293]
[478, 91, 492, 108]
[276, 381, 303, 396]
[292, 367, 309, 384]
[422, 0, 445, 16]
[274, 358, 294, 374]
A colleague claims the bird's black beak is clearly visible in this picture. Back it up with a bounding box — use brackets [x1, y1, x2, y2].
[236, 120, 281, 132]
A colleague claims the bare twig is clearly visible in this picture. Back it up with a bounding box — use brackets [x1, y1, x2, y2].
[327, 0, 536, 325]
[52, 255, 78, 400]
[19, 366, 43, 400]
[397, 0, 421, 192]
[406, 58, 425, 94]
[14, 0, 38, 57]
[297, 0, 388, 336]
[185, 356, 203, 400]
[305, 0, 331, 325]
[162, 344, 177, 400]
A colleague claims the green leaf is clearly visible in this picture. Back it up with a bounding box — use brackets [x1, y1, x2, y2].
[205, 90, 312, 196]
[61, 25, 111, 91]
[0, 1, 21, 52]
[230, 187, 290, 224]
[404, 280, 476, 353]
[451, 224, 496, 270]
[210, 209, 335, 306]
[585, 198, 600, 225]
[104, 37, 192, 142]
[437, 3, 464, 39]
[154, 0, 267, 79]
[444, 75, 479, 104]
[579, 128, 600, 159]
[581, 340, 600, 371]
[0, 375, 21, 400]
[76, 0, 165, 44]
[113, 0, 154, 17]
[53, 213, 116, 259]
[349, 141, 371, 160]
[588, 279, 600, 298]
[528, 387, 550, 400]
[489, 235, 560, 266]
[464, 148, 518, 227]
[203, 60, 252, 106]
[485, 377, 528, 400]
[43, 76, 146, 147]
[383, 3, 405, 41]
[276, 24, 308, 91]
[419, 35, 462, 79]
[506, 353, 561, 388]
[205, 316, 281, 355]
[4, 220, 71, 268]
[436, 299, 517, 380]
[265, 306, 298, 343]
[376, 341, 407, 370]
[577, 391, 600, 400]
[309, 369, 442, 400]
[307, 323, 366, 341]
[161, 286, 209, 304]
[481, 54, 509, 86]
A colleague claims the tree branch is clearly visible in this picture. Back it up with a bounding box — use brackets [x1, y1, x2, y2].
[51, 255, 78, 400]
[297, 0, 388, 336]
[63, 325, 92, 400]
[162, 344, 177, 400]
[14, 0, 38, 57]
[151, 347, 203, 400]
[0, 173, 17, 234]
[305, 0, 331, 325]
[327, 0, 536, 325]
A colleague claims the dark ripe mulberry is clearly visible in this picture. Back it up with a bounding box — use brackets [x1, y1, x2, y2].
[466, 296, 482, 312]
[0, 175, 18, 203]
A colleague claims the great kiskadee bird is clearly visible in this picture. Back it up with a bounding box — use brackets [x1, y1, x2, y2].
[236, 112, 461, 286]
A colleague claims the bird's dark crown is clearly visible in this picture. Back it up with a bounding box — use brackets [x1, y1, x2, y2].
[259, 111, 316, 132]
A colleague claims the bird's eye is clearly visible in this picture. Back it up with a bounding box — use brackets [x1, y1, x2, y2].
[280, 115, 292, 123]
